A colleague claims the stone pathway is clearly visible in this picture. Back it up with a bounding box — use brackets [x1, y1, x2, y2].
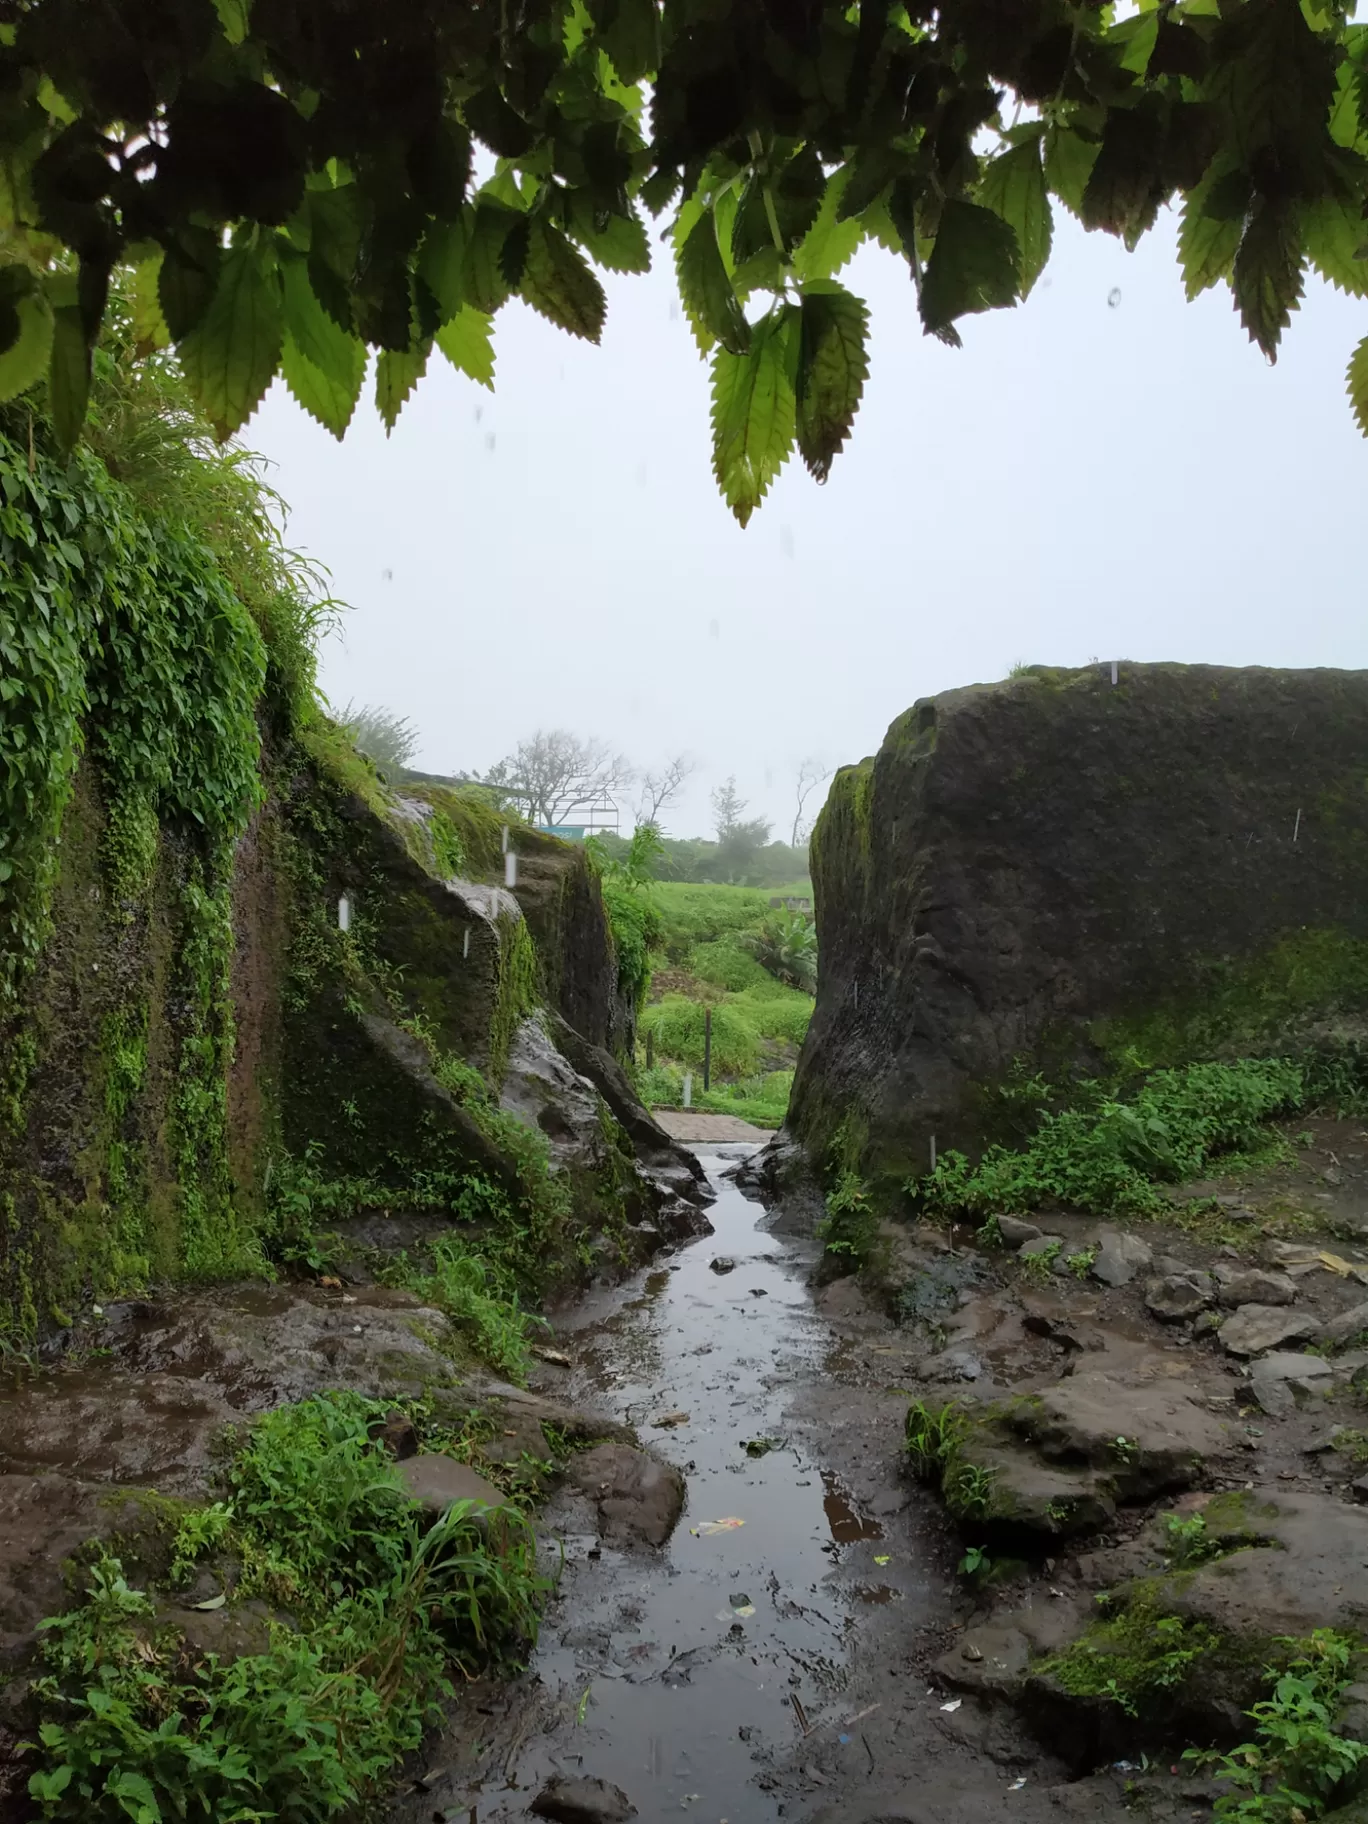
[652, 1110, 775, 1143]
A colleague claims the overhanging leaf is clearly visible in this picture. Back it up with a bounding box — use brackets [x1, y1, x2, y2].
[792, 168, 867, 283]
[710, 305, 799, 526]
[594, 0, 660, 85]
[519, 219, 605, 340]
[47, 296, 89, 453]
[566, 196, 651, 273]
[1232, 197, 1303, 360]
[1346, 332, 1368, 434]
[1045, 128, 1101, 221]
[795, 282, 869, 483]
[1177, 162, 1246, 299]
[375, 342, 430, 433]
[130, 252, 170, 354]
[179, 244, 283, 439]
[0, 290, 54, 403]
[976, 138, 1052, 297]
[435, 305, 495, 389]
[676, 205, 750, 356]
[1302, 192, 1368, 296]
[919, 199, 1020, 341]
[281, 334, 365, 438]
[464, 206, 518, 315]
[280, 252, 366, 389]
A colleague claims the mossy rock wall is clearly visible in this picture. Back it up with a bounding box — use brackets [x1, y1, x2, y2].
[791, 663, 1368, 1187]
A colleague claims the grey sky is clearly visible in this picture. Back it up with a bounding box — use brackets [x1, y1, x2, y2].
[252, 210, 1366, 845]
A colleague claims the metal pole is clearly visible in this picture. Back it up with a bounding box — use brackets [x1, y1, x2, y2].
[703, 1006, 712, 1091]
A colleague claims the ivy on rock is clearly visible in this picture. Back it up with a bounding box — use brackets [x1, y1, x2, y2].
[0, 0, 1366, 523]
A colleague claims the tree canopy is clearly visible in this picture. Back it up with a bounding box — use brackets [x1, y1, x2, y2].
[4, 0, 1368, 523]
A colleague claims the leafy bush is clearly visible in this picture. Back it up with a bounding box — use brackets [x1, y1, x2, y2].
[651, 882, 774, 962]
[639, 996, 760, 1076]
[26, 1392, 547, 1821]
[914, 1057, 1306, 1219]
[817, 1168, 877, 1264]
[690, 938, 771, 992]
[742, 909, 817, 992]
[389, 1237, 544, 1380]
[736, 987, 813, 1046]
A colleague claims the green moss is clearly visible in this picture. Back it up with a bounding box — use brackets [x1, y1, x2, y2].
[1038, 1593, 1222, 1717]
[488, 912, 538, 1088]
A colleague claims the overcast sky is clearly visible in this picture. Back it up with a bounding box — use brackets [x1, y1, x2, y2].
[251, 207, 1367, 845]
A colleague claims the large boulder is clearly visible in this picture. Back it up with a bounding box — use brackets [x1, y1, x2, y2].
[784, 663, 1368, 1185]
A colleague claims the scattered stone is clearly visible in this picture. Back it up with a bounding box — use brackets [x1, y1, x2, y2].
[1018, 1234, 1065, 1261]
[1144, 1274, 1213, 1322]
[395, 1454, 507, 1521]
[370, 1409, 418, 1460]
[709, 1257, 737, 1275]
[1089, 1229, 1154, 1288]
[815, 1278, 869, 1318]
[997, 1216, 1043, 1248]
[1321, 1300, 1368, 1347]
[533, 1347, 573, 1367]
[530, 1774, 637, 1824]
[1219, 1305, 1323, 1357]
[1218, 1270, 1299, 1310]
[1353, 1479, 1368, 1504]
[565, 1443, 686, 1547]
[652, 1411, 689, 1429]
[1250, 1351, 1335, 1386]
[1193, 1310, 1222, 1337]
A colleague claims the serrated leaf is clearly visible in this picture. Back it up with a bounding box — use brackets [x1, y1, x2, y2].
[179, 243, 283, 439]
[1232, 197, 1303, 359]
[47, 299, 88, 452]
[676, 206, 750, 356]
[1044, 128, 1101, 220]
[919, 199, 1020, 341]
[1302, 192, 1368, 295]
[1210, 0, 1336, 172]
[280, 252, 366, 386]
[158, 230, 222, 340]
[435, 305, 495, 389]
[1081, 105, 1166, 246]
[211, 0, 249, 42]
[375, 342, 430, 433]
[281, 335, 365, 438]
[131, 253, 169, 354]
[519, 219, 605, 340]
[1328, 61, 1362, 150]
[596, 0, 659, 84]
[976, 139, 1052, 297]
[1177, 162, 1245, 298]
[465, 207, 517, 315]
[1346, 332, 1368, 433]
[566, 198, 651, 273]
[795, 281, 868, 483]
[792, 168, 867, 283]
[0, 290, 53, 403]
[710, 305, 799, 526]
[418, 217, 467, 321]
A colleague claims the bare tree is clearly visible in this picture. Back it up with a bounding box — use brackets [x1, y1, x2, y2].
[339, 702, 421, 774]
[791, 756, 833, 847]
[481, 730, 635, 827]
[636, 753, 694, 828]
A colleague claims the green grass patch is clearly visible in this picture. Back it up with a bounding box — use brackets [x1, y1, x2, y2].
[689, 938, 772, 992]
[639, 996, 761, 1076]
[25, 1391, 547, 1821]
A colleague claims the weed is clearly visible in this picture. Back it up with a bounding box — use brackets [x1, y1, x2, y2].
[975, 1215, 1004, 1248]
[1065, 1247, 1097, 1278]
[817, 1169, 877, 1266]
[1161, 1511, 1224, 1566]
[958, 1545, 992, 1581]
[1018, 1240, 1062, 1284]
[905, 1399, 967, 1480]
[946, 1462, 997, 1520]
[1112, 1435, 1137, 1464]
[1186, 1631, 1368, 1822]
[1041, 1600, 1219, 1718]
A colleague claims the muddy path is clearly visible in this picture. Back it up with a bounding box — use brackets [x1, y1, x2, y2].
[390, 1148, 1087, 1824]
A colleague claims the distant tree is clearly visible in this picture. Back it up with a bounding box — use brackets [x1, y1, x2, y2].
[710, 778, 772, 883]
[339, 703, 420, 774]
[710, 777, 748, 840]
[791, 757, 833, 848]
[637, 755, 694, 830]
[481, 730, 634, 828]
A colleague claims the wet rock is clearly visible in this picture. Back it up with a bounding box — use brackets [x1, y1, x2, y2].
[1018, 1234, 1064, 1260]
[530, 1773, 637, 1823]
[1251, 1351, 1334, 1387]
[1321, 1299, 1368, 1347]
[1089, 1229, 1153, 1288]
[395, 1454, 508, 1521]
[997, 1216, 1042, 1248]
[1220, 1305, 1323, 1356]
[897, 1254, 988, 1321]
[1144, 1274, 1213, 1322]
[710, 1257, 737, 1275]
[565, 1444, 685, 1547]
[1217, 1270, 1298, 1310]
[370, 1410, 419, 1460]
[1248, 1352, 1333, 1415]
[815, 1278, 870, 1318]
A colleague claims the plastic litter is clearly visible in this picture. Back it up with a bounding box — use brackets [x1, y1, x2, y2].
[191, 1594, 226, 1611]
[939, 1699, 962, 1713]
[690, 1517, 745, 1536]
[873, 1554, 891, 1566]
[1009, 1778, 1027, 1791]
[838, 1733, 851, 1745]
[743, 1436, 783, 1457]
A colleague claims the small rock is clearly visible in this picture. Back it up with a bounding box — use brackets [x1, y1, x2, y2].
[370, 1409, 419, 1460]
[1249, 1351, 1335, 1386]
[530, 1775, 637, 1824]
[709, 1257, 737, 1275]
[1154, 1254, 1201, 1279]
[1144, 1274, 1213, 1322]
[1219, 1305, 1323, 1357]
[1353, 1478, 1368, 1504]
[1193, 1310, 1222, 1337]
[652, 1411, 689, 1429]
[997, 1216, 1043, 1248]
[1321, 1299, 1368, 1347]
[1217, 1270, 1299, 1310]
[395, 1454, 507, 1520]
[565, 1443, 686, 1547]
[1089, 1229, 1154, 1288]
[1018, 1234, 1065, 1260]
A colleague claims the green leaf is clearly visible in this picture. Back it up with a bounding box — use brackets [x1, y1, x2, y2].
[919, 199, 1020, 342]
[130, 252, 170, 352]
[179, 243, 283, 439]
[418, 217, 468, 321]
[1232, 197, 1303, 360]
[594, 0, 660, 84]
[676, 206, 750, 356]
[710, 305, 799, 526]
[795, 281, 869, 483]
[1345, 332, 1368, 435]
[976, 138, 1052, 297]
[464, 206, 517, 315]
[47, 295, 89, 452]
[280, 252, 366, 387]
[792, 168, 868, 283]
[191, 1592, 227, 1610]
[435, 305, 495, 389]
[1302, 191, 1368, 295]
[0, 289, 53, 403]
[1045, 129, 1101, 220]
[211, 0, 250, 43]
[281, 335, 365, 438]
[519, 218, 606, 341]
[375, 342, 430, 433]
[1209, 0, 1337, 172]
[566, 196, 651, 273]
[158, 229, 222, 340]
[1081, 104, 1166, 247]
[1177, 161, 1245, 298]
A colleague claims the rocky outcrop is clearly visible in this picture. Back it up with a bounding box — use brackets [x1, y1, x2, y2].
[787, 662, 1368, 1186]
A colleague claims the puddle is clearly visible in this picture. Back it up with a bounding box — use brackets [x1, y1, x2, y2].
[410, 1150, 899, 1823]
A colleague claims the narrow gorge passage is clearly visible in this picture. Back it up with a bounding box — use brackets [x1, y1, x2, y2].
[396, 1150, 1067, 1824]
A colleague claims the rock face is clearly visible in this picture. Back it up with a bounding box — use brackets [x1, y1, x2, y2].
[787, 663, 1368, 1184]
[565, 1442, 687, 1547]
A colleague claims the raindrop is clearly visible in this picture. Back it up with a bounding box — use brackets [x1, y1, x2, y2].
[485, 432, 496, 452]
[780, 525, 795, 559]
[708, 617, 720, 640]
[381, 567, 393, 582]
[474, 404, 483, 423]
[1107, 287, 1122, 309]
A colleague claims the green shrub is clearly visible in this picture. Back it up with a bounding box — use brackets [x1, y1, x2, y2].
[736, 988, 813, 1045]
[639, 996, 760, 1076]
[651, 882, 773, 962]
[817, 1168, 877, 1264]
[741, 909, 817, 992]
[690, 939, 771, 992]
